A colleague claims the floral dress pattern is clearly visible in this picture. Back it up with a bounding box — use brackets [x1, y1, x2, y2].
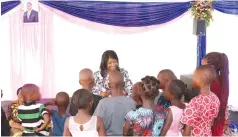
[92, 68, 133, 96]
[181, 92, 220, 136]
[157, 93, 171, 108]
[8, 100, 23, 137]
[125, 106, 167, 136]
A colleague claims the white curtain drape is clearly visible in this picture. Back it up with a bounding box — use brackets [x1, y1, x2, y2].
[0, 4, 55, 100]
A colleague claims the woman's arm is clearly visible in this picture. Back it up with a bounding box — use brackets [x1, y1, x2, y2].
[122, 69, 133, 96]
[8, 101, 24, 130]
[160, 108, 173, 136]
[182, 125, 192, 136]
[97, 116, 106, 136]
[9, 120, 24, 130]
[63, 117, 72, 136]
[123, 120, 131, 136]
[92, 71, 104, 95]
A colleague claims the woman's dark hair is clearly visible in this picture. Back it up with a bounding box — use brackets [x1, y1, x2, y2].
[141, 76, 160, 100]
[100, 50, 120, 77]
[72, 89, 93, 110]
[17, 87, 22, 95]
[203, 52, 229, 134]
[167, 80, 185, 100]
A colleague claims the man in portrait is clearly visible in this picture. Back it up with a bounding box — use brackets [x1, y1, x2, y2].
[23, 2, 38, 23]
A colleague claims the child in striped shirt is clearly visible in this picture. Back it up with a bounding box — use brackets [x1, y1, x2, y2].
[18, 84, 51, 136]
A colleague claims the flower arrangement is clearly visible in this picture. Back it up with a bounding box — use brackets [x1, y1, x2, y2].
[191, 0, 214, 26]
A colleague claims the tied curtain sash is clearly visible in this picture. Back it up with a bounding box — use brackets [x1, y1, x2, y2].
[39, 1, 191, 27]
[213, 1, 238, 15]
[1, 0, 20, 15]
[197, 33, 206, 67]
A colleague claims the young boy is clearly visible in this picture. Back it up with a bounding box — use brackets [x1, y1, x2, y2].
[94, 71, 136, 136]
[46, 92, 70, 136]
[69, 68, 102, 116]
[181, 65, 220, 136]
[156, 69, 177, 107]
[18, 84, 51, 136]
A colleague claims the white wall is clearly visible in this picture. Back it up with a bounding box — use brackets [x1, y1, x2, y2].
[53, 11, 196, 97]
[207, 10, 238, 107]
[1, 7, 237, 108]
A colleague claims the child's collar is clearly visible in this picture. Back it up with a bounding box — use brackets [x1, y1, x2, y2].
[24, 101, 36, 106]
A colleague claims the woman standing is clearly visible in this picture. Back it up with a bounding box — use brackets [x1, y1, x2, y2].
[93, 50, 133, 97]
[202, 52, 229, 136]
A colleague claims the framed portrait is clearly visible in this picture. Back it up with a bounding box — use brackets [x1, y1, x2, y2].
[21, 0, 39, 23]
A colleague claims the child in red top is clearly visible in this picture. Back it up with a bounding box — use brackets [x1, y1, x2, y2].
[181, 65, 220, 136]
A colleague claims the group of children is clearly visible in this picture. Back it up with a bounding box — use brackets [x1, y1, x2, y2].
[2, 63, 225, 137]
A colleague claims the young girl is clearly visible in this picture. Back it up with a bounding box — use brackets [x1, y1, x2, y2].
[131, 82, 143, 109]
[63, 89, 106, 137]
[160, 79, 186, 136]
[123, 76, 167, 136]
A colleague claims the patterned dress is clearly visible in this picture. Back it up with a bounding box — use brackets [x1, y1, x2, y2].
[8, 100, 23, 137]
[157, 93, 171, 108]
[125, 106, 167, 136]
[181, 92, 220, 136]
[92, 68, 133, 96]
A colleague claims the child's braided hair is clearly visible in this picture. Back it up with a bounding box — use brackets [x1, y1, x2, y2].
[141, 76, 160, 100]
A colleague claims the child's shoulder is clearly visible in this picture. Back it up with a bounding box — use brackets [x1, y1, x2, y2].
[18, 102, 43, 109]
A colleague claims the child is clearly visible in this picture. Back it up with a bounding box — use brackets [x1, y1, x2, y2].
[126, 82, 144, 136]
[63, 89, 106, 136]
[181, 65, 220, 136]
[156, 69, 177, 108]
[94, 71, 136, 136]
[131, 82, 143, 109]
[46, 92, 70, 136]
[69, 68, 102, 116]
[17, 84, 51, 136]
[124, 76, 167, 136]
[160, 79, 186, 136]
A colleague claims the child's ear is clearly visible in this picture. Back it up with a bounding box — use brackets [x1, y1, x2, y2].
[199, 78, 204, 84]
[89, 101, 93, 108]
[79, 80, 83, 85]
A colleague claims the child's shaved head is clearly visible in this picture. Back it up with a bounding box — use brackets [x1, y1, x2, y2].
[79, 68, 95, 91]
[194, 65, 216, 87]
[55, 92, 69, 108]
[157, 69, 177, 89]
[79, 68, 94, 80]
[109, 71, 124, 90]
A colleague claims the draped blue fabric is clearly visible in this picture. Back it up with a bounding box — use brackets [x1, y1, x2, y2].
[40, 1, 191, 27]
[197, 32, 206, 67]
[1, 0, 20, 15]
[213, 1, 238, 15]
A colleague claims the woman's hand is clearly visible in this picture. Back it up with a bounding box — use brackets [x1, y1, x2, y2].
[100, 91, 110, 97]
[123, 91, 128, 96]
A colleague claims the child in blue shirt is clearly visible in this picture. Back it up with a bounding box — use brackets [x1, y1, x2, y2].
[46, 92, 70, 136]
